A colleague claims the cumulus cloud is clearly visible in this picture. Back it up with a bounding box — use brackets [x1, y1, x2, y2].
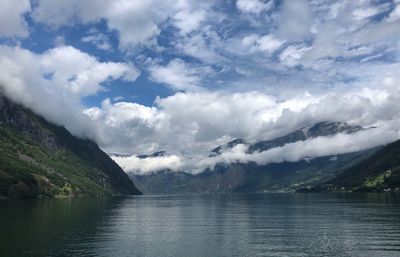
[196, 125, 400, 172]
[23, 0, 400, 95]
[111, 120, 400, 175]
[149, 59, 206, 91]
[32, 0, 161, 48]
[111, 154, 183, 175]
[80, 70, 400, 174]
[352, 6, 385, 21]
[81, 29, 112, 50]
[236, 0, 273, 14]
[0, 45, 139, 140]
[279, 44, 311, 67]
[0, 0, 31, 37]
[241, 34, 286, 55]
[172, 1, 208, 35]
[31, 0, 211, 49]
[2, 0, 400, 176]
[2, 46, 400, 175]
[176, 26, 226, 64]
[173, 10, 205, 35]
[278, 0, 312, 41]
[388, 4, 400, 22]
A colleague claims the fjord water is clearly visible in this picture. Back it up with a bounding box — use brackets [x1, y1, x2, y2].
[1, 194, 400, 257]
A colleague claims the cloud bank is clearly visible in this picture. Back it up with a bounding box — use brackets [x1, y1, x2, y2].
[0, 45, 138, 141]
[1, 0, 400, 174]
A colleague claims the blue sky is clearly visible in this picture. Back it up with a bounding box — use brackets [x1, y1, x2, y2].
[7, 0, 400, 107]
[1, 0, 400, 173]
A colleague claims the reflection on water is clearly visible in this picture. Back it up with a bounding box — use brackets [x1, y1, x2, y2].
[1, 193, 400, 257]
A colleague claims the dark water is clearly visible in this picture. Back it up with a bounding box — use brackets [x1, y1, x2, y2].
[1, 194, 400, 257]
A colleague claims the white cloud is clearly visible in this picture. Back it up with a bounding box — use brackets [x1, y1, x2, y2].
[241, 34, 286, 55]
[149, 59, 205, 91]
[352, 6, 383, 21]
[105, 1, 164, 48]
[96, 99, 158, 128]
[76, 68, 400, 174]
[112, 154, 183, 175]
[236, 0, 273, 14]
[81, 29, 112, 50]
[3, 45, 400, 175]
[2, 0, 400, 176]
[40, 46, 139, 96]
[0, 0, 31, 37]
[109, 119, 400, 175]
[0, 45, 139, 139]
[280, 44, 311, 67]
[278, 0, 312, 40]
[303, 23, 342, 61]
[196, 126, 399, 172]
[176, 26, 226, 64]
[174, 10, 205, 34]
[173, 1, 207, 35]
[31, 0, 106, 27]
[388, 4, 400, 22]
[32, 0, 165, 48]
[31, 0, 212, 49]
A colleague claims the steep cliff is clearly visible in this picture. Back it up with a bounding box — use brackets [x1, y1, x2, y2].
[0, 94, 141, 198]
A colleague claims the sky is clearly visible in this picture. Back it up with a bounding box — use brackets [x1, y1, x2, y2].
[1, 0, 400, 174]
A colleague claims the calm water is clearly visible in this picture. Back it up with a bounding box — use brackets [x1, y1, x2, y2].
[1, 193, 400, 257]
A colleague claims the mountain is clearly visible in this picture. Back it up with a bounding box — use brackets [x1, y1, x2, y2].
[210, 139, 246, 157]
[210, 121, 364, 156]
[0, 94, 141, 199]
[302, 139, 400, 192]
[137, 151, 167, 159]
[130, 150, 377, 194]
[248, 121, 363, 153]
[129, 121, 377, 194]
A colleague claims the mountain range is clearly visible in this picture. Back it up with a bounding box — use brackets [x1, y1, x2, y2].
[2, 91, 399, 199]
[0, 93, 141, 199]
[129, 121, 385, 194]
[300, 138, 400, 192]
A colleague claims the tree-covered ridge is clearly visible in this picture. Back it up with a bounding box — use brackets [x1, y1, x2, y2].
[323, 139, 400, 192]
[0, 94, 141, 198]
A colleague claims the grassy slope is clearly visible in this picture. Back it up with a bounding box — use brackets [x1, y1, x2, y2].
[325, 139, 400, 192]
[130, 148, 377, 194]
[0, 97, 141, 198]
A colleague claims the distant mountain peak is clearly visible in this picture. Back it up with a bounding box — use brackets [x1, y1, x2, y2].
[302, 121, 363, 138]
[248, 121, 363, 153]
[210, 121, 364, 156]
[210, 138, 246, 157]
[137, 151, 166, 159]
[0, 94, 141, 198]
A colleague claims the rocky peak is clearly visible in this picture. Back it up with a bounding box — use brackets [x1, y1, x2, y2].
[303, 121, 363, 138]
[210, 139, 246, 157]
[210, 121, 364, 155]
[0, 94, 61, 150]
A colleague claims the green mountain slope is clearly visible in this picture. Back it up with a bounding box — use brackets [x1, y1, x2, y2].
[316, 139, 400, 192]
[129, 121, 377, 195]
[130, 148, 377, 195]
[0, 94, 141, 199]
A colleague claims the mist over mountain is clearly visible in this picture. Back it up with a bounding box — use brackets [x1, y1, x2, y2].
[303, 139, 400, 193]
[1, 0, 400, 196]
[0, 93, 141, 198]
[210, 121, 365, 156]
[128, 121, 381, 194]
[2, 2, 400, 257]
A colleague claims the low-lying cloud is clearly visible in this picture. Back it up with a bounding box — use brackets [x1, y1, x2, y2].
[112, 124, 400, 175]
[1, 45, 400, 175]
[111, 154, 183, 175]
[0, 45, 138, 142]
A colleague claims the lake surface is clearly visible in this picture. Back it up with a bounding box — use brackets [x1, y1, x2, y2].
[1, 193, 400, 257]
